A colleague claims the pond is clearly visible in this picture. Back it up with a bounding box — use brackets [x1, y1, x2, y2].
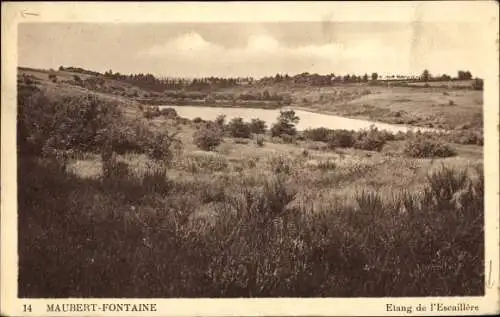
[159, 105, 436, 133]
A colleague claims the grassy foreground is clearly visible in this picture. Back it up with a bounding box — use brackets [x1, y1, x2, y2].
[17, 71, 484, 298]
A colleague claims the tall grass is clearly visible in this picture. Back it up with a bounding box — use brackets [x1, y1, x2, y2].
[18, 156, 484, 297]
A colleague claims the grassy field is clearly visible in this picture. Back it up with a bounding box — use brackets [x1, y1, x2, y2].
[17, 67, 484, 297]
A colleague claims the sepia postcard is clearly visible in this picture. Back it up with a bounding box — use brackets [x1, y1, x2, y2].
[1, 1, 499, 316]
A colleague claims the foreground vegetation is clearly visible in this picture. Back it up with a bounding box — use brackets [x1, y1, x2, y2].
[17, 70, 484, 297]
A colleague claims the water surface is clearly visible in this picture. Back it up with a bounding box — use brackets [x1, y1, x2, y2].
[160, 105, 436, 133]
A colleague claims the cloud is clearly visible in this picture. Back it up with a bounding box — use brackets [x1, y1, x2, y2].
[141, 32, 223, 56]
[138, 32, 359, 76]
[136, 30, 479, 77]
[246, 34, 280, 52]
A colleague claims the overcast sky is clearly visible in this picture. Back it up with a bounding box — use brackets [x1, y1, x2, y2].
[18, 22, 487, 78]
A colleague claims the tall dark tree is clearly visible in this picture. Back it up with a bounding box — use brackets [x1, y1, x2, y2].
[421, 69, 431, 81]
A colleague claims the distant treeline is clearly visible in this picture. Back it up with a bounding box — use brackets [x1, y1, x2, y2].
[257, 69, 480, 86]
[54, 66, 482, 90]
[57, 66, 255, 91]
[102, 71, 255, 91]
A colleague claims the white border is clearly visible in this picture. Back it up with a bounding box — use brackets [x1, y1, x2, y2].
[1, 2, 499, 316]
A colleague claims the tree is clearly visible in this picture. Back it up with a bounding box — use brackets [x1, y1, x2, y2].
[421, 69, 431, 81]
[472, 78, 483, 90]
[458, 70, 473, 80]
[363, 73, 369, 82]
[271, 109, 300, 137]
[371, 72, 378, 81]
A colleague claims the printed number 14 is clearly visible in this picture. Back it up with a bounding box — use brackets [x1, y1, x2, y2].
[23, 304, 32, 312]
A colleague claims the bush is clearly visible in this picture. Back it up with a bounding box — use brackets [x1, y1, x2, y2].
[267, 155, 294, 175]
[193, 117, 203, 124]
[228, 117, 252, 138]
[143, 106, 161, 119]
[403, 136, 456, 158]
[193, 123, 224, 151]
[160, 107, 178, 119]
[17, 89, 121, 157]
[103, 121, 151, 155]
[304, 127, 332, 142]
[280, 134, 296, 144]
[327, 129, 356, 148]
[146, 130, 180, 163]
[249, 118, 267, 134]
[353, 131, 386, 152]
[449, 129, 483, 145]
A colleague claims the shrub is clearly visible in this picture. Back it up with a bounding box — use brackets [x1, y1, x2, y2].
[280, 134, 296, 144]
[143, 106, 161, 119]
[403, 136, 456, 158]
[351, 127, 389, 152]
[160, 107, 178, 119]
[268, 155, 294, 175]
[146, 130, 180, 163]
[48, 74, 57, 82]
[73, 75, 82, 83]
[17, 89, 122, 157]
[353, 134, 386, 152]
[327, 129, 356, 148]
[228, 117, 252, 138]
[449, 129, 483, 145]
[193, 117, 203, 124]
[193, 123, 224, 151]
[249, 118, 267, 134]
[304, 127, 332, 142]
